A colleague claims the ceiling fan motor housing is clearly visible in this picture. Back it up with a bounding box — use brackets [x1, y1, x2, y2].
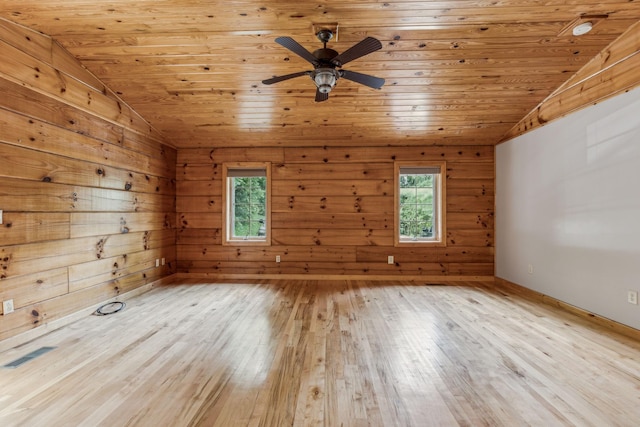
[312, 48, 339, 63]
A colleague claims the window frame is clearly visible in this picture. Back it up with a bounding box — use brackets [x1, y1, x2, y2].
[222, 162, 271, 246]
[394, 161, 447, 247]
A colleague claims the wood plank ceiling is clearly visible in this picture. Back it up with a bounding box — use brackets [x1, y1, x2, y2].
[2, 1, 640, 148]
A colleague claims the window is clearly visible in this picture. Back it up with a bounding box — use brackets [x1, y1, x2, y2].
[222, 163, 271, 245]
[394, 161, 446, 246]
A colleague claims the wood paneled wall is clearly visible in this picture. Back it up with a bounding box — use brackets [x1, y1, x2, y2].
[177, 145, 494, 279]
[0, 19, 176, 341]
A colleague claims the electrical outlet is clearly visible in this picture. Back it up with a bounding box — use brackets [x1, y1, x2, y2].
[628, 291, 638, 305]
[161, 258, 165, 266]
[0, 209, 3, 225]
[528, 264, 534, 274]
[155, 259, 160, 267]
[388, 255, 394, 264]
[275, 255, 281, 263]
[3, 299, 14, 315]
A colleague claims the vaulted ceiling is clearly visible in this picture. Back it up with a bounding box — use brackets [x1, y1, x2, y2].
[3, 1, 640, 148]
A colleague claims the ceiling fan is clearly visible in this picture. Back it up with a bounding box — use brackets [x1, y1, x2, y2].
[261, 30, 385, 102]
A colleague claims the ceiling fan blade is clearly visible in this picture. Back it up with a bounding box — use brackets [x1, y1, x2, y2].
[340, 70, 385, 89]
[331, 37, 382, 66]
[315, 89, 329, 103]
[262, 71, 310, 85]
[275, 37, 319, 66]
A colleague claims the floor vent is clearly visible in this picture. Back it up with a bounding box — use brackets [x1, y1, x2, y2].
[3, 346, 56, 369]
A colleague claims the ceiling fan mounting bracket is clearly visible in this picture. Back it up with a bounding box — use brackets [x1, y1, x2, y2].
[312, 23, 339, 41]
[316, 29, 334, 44]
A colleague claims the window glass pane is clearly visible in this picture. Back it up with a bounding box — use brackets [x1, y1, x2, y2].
[400, 187, 416, 203]
[230, 175, 266, 239]
[399, 172, 437, 240]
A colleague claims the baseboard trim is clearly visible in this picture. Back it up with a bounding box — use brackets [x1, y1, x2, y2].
[175, 273, 495, 283]
[0, 274, 177, 354]
[494, 277, 640, 341]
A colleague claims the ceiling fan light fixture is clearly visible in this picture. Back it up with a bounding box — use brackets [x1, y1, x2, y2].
[313, 68, 338, 94]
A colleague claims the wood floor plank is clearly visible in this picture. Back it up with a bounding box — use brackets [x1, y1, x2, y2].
[0, 279, 639, 426]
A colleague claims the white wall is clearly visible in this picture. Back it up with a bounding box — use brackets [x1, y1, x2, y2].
[496, 87, 640, 330]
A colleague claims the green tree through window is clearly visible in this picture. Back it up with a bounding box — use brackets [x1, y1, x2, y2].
[231, 176, 266, 238]
[395, 162, 445, 245]
[399, 173, 435, 239]
[223, 163, 270, 245]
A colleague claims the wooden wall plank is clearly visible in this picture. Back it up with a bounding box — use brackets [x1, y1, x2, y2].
[70, 212, 173, 238]
[0, 268, 68, 314]
[1, 79, 124, 146]
[283, 146, 494, 164]
[446, 230, 493, 247]
[273, 163, 393, 180]
[50, 41, 107, 93]
[356, 246, 495, 263]
[0, 140, 98, 188]
[0, 108, 170, 178]
[177, 147, 286, 165]
[272, 212, 392, 230]
[446, 163, 495, 180]
[0, 17, 175, 342]
[272, 228, 394, 247]
[176, 181, 222, 196]
[178, 213, 222, 229]
[446, 212, 494, 230]
[272, 179, 393, 197]
[0, 142, 175, 195]
[177, 245, 356, 263]
[177, 144, 494, 278]
[447, 179, 494, 196]
[272, 196, 393, 214]
[0, 18, 52, 64]
[68, 247, 172, 292]
[0, 30, 165, 141]
[1, 230, 174, 281]
[0, 178, 176, 212]
[0, 39, 134, 128]
[0, 212, 70, 246]
[177, 229, 220, 245]
[178, 164, 221, 181]
[177, 197, 221, 213]
[447, 195, 495, 213]
[1, 237, 102, 280]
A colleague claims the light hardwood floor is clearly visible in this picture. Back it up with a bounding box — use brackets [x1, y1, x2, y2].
[1, 280, 639, 426]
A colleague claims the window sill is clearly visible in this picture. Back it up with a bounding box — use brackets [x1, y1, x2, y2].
[223, 239, 270, 246]
[395, 239, 446, 247]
